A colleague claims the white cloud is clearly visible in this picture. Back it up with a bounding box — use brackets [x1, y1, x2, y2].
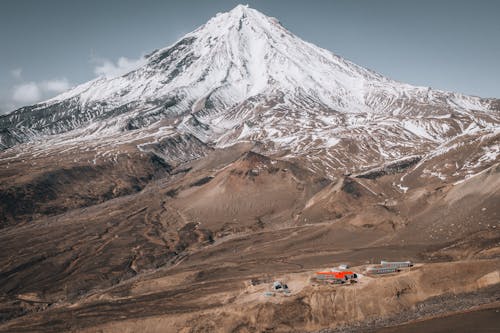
[12, 82, 41, 103]
[41, 78, 70, 93]
[11, 68, 23, 80]
[9, 76, 71, 107]
[4, 54, 146, 113]
[92, 56, 147, 78]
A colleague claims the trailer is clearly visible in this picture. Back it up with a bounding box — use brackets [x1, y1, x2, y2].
[365, 266, 399, 274]
[380, 261, 413, 268]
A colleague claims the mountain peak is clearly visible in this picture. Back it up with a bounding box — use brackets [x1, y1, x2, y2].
[229, 4, 250, 13]
[220, 4, 260, 19]
[199, 3, 280, 38]
[223, 4, 273, 22]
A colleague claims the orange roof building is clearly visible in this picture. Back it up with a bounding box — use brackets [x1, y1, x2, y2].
[315, 270, 357, 280]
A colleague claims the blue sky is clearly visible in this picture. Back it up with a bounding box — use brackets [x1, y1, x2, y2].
[1, 0, 499, 114]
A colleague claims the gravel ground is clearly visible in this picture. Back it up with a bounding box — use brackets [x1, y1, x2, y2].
[318, 283, 500, 333]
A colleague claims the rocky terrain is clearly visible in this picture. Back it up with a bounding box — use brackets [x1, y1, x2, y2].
[0, 4, 499, 333]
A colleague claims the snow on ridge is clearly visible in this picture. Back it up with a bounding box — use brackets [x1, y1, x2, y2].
[1, 4, 498, 176]
[30, 4, 493, 118]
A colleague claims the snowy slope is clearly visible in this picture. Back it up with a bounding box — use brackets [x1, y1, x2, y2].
[0, 5, 498, 175]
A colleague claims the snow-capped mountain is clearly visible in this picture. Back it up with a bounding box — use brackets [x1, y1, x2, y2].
[1, 4, 498, 176]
